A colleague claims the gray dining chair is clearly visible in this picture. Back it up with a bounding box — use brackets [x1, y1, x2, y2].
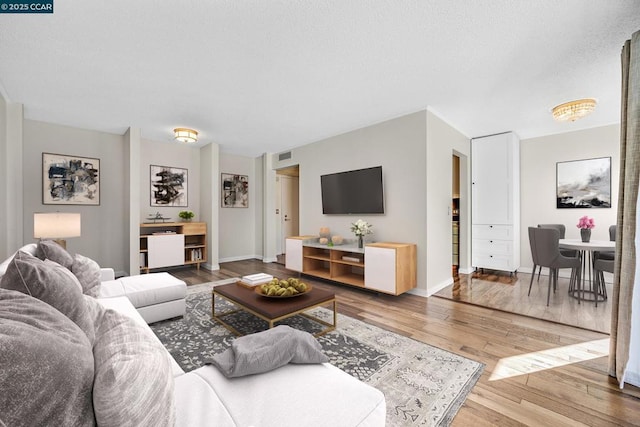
[593, 257, 613, 307]
[528, 227, 581, 306]
[534, 224, 576, 281]
[595, 225, 617, 262]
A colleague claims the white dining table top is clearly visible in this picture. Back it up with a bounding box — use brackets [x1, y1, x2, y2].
[559, 239, 615, 251]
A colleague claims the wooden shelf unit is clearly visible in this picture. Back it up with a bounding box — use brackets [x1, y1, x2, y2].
[288, 237, 416, 295]
[139, 221, 207, 273]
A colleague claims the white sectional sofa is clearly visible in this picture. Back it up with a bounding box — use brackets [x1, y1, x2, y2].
[0, 243, 386, 426]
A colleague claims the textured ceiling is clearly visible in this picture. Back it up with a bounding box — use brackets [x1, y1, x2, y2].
[1, 1, 639, 157]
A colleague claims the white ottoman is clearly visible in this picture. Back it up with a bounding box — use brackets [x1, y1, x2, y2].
[100, 272, 187, 324]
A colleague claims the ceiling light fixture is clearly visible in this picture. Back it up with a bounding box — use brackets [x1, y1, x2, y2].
[551, 98, 597, 122]
[174, 128, 198, 143]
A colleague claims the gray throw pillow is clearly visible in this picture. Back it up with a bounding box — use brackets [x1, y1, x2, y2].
[209, 325, 329, 378]
[35, 239, 74, 269]
[0, 251, 95, 343]
[0, 288, 95, 427]
[72, 253, 102, 297]
[93, 309, 175, 427]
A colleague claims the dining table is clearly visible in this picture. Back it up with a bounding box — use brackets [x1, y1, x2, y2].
[559, 239, 615, 304]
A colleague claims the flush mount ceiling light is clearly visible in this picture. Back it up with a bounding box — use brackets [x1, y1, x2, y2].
[551, 98, 597, 122]
[174, 128, 198, 143]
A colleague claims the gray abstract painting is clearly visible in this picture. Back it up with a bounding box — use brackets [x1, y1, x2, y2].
[556, 157, 611, 208]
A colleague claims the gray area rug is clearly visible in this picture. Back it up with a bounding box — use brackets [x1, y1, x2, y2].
[150, 285, 484, 426]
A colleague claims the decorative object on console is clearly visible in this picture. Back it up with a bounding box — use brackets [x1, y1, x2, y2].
[551, 98, 597, 122]
[221, 173, 249, 208]
[556, 157, 611, 208]
[577, 215, 595, 242]
[34, 212, 81, 249]
[173, 127, 198, 143]
[319, 237, 329, 244]
[178, 210, 194, 221]
[42, 153, 100, 205]
[331, 235, 343, 245]
[351, 219, 373, 248]
[151, 165, 188, 207]
[319, 227, 330, 239]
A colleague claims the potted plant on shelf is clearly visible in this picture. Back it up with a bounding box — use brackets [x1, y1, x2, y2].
[350, 219, 373, 248]
[178, 210, 194, 222]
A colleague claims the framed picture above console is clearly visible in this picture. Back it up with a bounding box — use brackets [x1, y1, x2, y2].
[42, 152, 100, 205]
[150, 165, 188, 207]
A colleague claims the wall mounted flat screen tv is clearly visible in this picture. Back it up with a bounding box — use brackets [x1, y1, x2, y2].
[321, 166, 384, 214]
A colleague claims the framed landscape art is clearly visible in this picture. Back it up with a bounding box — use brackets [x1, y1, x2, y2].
[42, 153, 100, 205]
[150, 165, 188, 207]
[556, 157, 611, 208]
[221, 173, 248, 208]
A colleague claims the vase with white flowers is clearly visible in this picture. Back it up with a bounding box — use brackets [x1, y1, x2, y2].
[350, 219, 373, 248]
[577, 215, 595, 242]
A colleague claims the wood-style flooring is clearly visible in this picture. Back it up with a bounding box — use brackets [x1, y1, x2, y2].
[170, 260, 640, 427]
[436, 269, 612, 334]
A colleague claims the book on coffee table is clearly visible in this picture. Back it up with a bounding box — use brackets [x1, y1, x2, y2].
[237, 273, 274, 288]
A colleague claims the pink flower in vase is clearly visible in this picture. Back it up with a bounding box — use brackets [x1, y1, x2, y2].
[576, 216, 595, 230]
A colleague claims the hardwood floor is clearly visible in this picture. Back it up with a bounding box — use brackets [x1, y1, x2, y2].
[171, 260, 640, 426]
[436, 269, 613, 334]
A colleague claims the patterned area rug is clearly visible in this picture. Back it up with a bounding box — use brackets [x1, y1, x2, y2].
[150, 285, 484, 426]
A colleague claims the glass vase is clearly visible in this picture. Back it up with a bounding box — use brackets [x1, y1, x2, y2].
[358, 235, 363, 249]
[580, 228, 591, 243]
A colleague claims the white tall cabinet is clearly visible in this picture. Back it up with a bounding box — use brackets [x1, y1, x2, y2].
[471, 132, 520, 273]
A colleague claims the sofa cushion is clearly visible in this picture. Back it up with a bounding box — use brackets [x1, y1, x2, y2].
[35, 239, 74, 269]
[72, 253, 102, 297]
[174, 372, 236, 427]
[0, 243, 37, 279]
[92, 308, 175, 427]
[192, 363, 386, 427]
[0, 288, 95, 427]
[118, 272, 186, 308]
[96, 295, 184, 377]
[0, 251, 95, 342]
[209, 325, 329, 378]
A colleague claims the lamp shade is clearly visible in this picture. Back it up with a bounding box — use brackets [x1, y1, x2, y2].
[174, 128, 198, 143]
[34, 213, 81, 239]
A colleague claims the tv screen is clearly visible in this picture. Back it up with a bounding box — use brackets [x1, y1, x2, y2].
[321, 166, 384, 214]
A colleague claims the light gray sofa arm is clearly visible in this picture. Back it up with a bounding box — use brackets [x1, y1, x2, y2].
[100, 268, 115, 282]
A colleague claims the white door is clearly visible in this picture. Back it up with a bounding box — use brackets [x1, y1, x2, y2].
[281, 176, 299, 250]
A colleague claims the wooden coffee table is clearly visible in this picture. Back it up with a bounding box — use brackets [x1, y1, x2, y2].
[212, 282, 337, 337]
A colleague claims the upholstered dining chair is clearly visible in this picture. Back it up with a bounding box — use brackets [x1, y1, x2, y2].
[595, 225, 617, 262]
[533, 224, 576, 280]
[593, 257, 613, 307]
[528, 227, 581, 306]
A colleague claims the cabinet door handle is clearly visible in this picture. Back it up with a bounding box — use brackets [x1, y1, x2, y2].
[489, 225, 493, 228]
[490, 240, 493, 243]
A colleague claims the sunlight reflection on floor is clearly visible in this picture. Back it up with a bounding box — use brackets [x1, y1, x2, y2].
[489, 338, 610, 381]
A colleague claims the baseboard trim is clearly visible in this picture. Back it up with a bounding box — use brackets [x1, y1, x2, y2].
[407, 287, 429, 298]
[218, 255, 259, 263]
[458, 267, 474, 275]
[202, 262, 220, 271]
[426, 277, 455, 296]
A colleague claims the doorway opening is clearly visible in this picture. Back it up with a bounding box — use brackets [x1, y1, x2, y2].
[275, 165, 299, 265]
[452, 154, 460, 278]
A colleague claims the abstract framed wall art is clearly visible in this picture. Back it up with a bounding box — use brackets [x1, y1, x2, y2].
[150, 165, 188, 207]
[42, 153, 100, 205]
[556, 156, 611, 208]
[221, 173, 248, 208]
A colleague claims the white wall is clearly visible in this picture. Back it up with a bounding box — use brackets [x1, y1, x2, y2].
[273, 111, 429, 292]
[218, 153, 261, 262]
[22, 120, 128, 272]
[140, 139, 201, 223]
[426, 110, 471, 294]
[519, 125, 620, 271]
